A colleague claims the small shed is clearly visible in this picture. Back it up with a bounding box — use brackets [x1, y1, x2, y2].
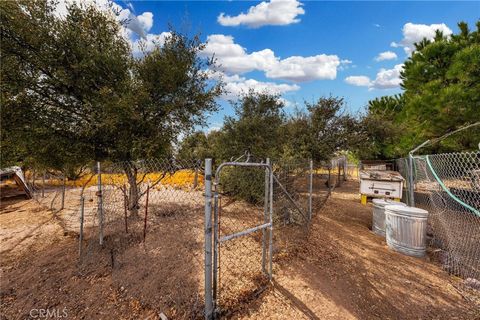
[0, 166, 32, 199]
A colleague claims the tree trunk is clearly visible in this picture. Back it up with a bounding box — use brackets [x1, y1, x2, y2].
[124, 163, 140, 217]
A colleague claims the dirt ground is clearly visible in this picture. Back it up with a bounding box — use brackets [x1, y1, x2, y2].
[1, 181, 478, 319]
[237, 181, 479, 320]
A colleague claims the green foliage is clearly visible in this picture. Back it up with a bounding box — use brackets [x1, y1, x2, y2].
[109, 31, 222, 162]
[0, 0, 222, 171]
[177, 92, 359, 204]
[359, 95, 406, 159]
[217, 91, 286, 161]
[1, 0, 131, 168]
[220, 167, 266, 205]
[361, 21, 480, 159]
[177, 131, 210, 161]
[178, 93, 359, 164]
[298, 96, 361, 161]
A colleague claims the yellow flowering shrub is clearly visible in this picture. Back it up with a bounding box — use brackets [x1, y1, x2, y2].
[38, 170, 204, 190]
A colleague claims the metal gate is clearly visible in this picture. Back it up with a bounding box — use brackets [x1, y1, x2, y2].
[204, 159, 273, 319]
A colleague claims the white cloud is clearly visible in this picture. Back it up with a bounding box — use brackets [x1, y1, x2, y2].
[391, 22, 453, 55]
[131, 32, 172, 56]
[375, 51, 397, 61]
[278, 98, 296, 109]
[223, 77, 300, 100]
[345, 76, 371, 87]
[266, 55, 340, 82]
[217, 0, 305, 28]
[372, 64, 404, 89]
[136, 12, 154, 34]
[202, 34, 342, 82]
[53, 0, 154, 39]
[339, 59, 354, 71]
[201, 35, 278, 74]
[344, 64, 404, 90]
[53, 0, 165, 57]
[209, 71, 299, 100]
[206, 124, 222, 133]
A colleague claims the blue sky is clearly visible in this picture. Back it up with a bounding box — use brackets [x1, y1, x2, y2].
[107, 0, 480, 130]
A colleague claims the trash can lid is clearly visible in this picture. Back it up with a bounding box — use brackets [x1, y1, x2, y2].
[385, 205, 428, 217]
[373, 198, 407, 208]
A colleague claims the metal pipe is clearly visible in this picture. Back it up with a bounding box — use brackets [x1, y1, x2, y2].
[97, 162, 103, 246]
[204, 159, 213, 320]
[410, 139, 431, 155]
[272, 174, 307, 222]
[268, 161, 273, 280]
[123, 184, 128, 233]
[143, 184, 150, 242]
[42, 171, 45, 198]
[262, 158, 270, 274]
[61, 174, 66, 210]
[337, 162, 341, 187]
[407, 155, 415, 207]
[212, 193, 218, 311]
[406, 139, 430, 207]
[308, 160, 313, 221]
[214, 161, 271, 181]
[220, 223, 272, 242]
[79, 196, 85, 259]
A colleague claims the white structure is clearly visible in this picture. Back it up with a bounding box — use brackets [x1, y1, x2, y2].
[359, 170, 404, 204]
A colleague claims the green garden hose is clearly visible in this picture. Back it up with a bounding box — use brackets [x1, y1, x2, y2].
[426, 155, 480, 217]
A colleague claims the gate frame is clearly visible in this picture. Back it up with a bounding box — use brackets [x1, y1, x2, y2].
[204, 159, 273, 319]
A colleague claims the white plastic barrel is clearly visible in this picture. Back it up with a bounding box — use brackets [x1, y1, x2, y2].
[372, 199, 406, 237]
[385, 205, 429, 257]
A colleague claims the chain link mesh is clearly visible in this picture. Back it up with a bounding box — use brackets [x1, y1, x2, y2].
[214, 164, 270, 316]
[27, 167, 98, 237]
[211, 156, 345, 316]
[22, 155, 349, 318]
[98, 158, 206, 318]
[397, 151, 480, 298]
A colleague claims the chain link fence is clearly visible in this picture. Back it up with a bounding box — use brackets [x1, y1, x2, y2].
[204, 155, 346, 318]
[396, 151, 480, 296]
[272, 157, 345, 227]
[22, 154, 347, 319]
[210, 161, 271, 317]
[27, 167, 98, 237]
[97, 158, 206, 318]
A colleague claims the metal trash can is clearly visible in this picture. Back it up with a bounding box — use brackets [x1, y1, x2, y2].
[385, 205, 429, 257]
[372, 199, 406, 237]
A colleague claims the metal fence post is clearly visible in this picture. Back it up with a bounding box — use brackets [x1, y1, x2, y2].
[193, 165, 199, 189]
[308, 159, 313, 221]
[268, 160, 274, 280]
[143, 184, 150, 242]
[212, 191, 219, 311]
[327, 166, 331, 189]
[61, 174, 66, 210]
[79, 196, 85, 259]
[262, 158, 270, 273]
[407, 154, 415, 207]
[32, 170, 36, 191]
[97, 161, 104, 246]
[204, 159, 213, 320]
[41, 171, 45, 198]
[123, 185, 128, 234]
[337, 162, 341, 187]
